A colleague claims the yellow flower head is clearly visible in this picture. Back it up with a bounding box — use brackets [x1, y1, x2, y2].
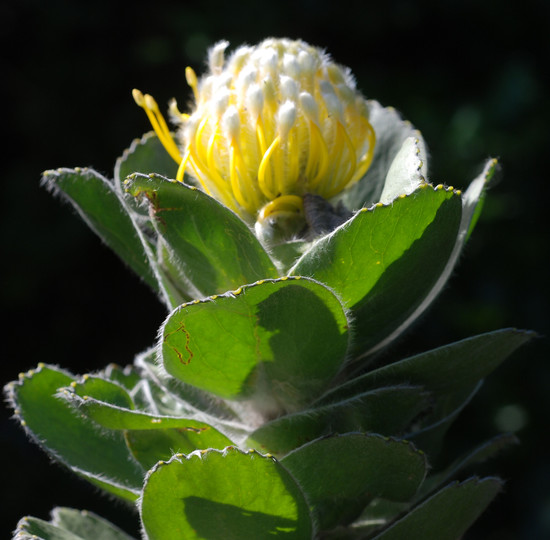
[133, 38, 375, 237]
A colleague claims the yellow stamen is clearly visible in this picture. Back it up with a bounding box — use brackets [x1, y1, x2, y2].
[229, 145, 255, 213]
[185, 67, 199, 102]
[258, 195, 304, 221]
[132, 89, 182, 165]
[348, 119, 376, 185]
[176, 151, 190, 182]
[306, 120, 330, 189]
[206, 129, 234, 199]
[258, 136, 281, 200]
[325, 122, 358, 198]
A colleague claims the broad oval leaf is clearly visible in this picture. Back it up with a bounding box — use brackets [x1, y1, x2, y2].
[5, 364, 144, 501]
[42, 167, 158, 292]
[14, 508, 136, 540]
[317, 329, 534, 406]
[247, 385, 429, 456]
[61, 390, 233, 459]
[140, 447, 313, 540]
[160, 277, 350, 411]
[281, 433, 427, 531]
[290, 185, 462, 355]
[371, 478, 502, 540]
[115, 131, 178, 188]
[125, 173, 278, 298]
[66, 375, 135, 409]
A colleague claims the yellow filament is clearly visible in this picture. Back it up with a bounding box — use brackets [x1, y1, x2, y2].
[258, 195, 304, 221]
[185, 67, 199, 102]
[194, 115, 211, 165]
[348, 119, 376, 185]
[133, 89, 182, 165]
[234, 142, 260, 213]
[325, 122, 358, 198]
[229, 146, 250, 212]
[286, 126, 300, 193]
[258, 136, 281, 200]
[256, 119, 268, 155]
[206, 128, 235, 201]
[176, 151, 190, 182]
[188, 139, 215, 191]
[307, 121, 330, 189]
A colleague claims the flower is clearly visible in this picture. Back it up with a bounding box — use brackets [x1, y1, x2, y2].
[133, 38, 376, 241]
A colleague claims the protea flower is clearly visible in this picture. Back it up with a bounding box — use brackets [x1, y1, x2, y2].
[6, 38, 532, 540]
[133, 38, 376, 243]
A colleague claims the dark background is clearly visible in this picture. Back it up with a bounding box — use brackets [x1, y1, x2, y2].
[2, 0, 548, 538]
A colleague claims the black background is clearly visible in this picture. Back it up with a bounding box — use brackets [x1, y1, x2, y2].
[2, 0, 549, 538]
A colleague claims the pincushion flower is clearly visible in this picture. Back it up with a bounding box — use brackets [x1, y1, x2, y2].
[133, 38, 376, 241]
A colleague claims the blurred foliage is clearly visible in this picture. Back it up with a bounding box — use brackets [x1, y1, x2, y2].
[2, 0, 549, 538]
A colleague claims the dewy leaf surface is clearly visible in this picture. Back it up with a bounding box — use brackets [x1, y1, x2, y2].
[372, 478, 503, 540]
[281, 433, 427, 531]
[291, 186, 462, 354]
[6, 364, 144, 501]
[161, 277, 350, 410]
[125, 173, 278, 297]
[41, 168, 158, 292]
[140, 448, 313, 540]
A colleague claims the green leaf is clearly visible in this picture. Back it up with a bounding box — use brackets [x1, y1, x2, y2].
[339, 101, 426, 209]
[364, 159, 500, 357]
[126, 427, 233, 471]
[379, 136, 428, 204]
[115, 131, 178, 187]
[161, 277, 350, 410]
[269, 239, 310, 274]
[317, 329, 534, 406]
[139, 447, 313, 540]
[419, 433, 518, 498]
[247, 385, 429, 456]
[15, 516, 83, 540]
[42, 168, 159, 293]
[281, 433, 427, 531]
[371, 478, 503, 539]
[67, 374, 135, 409]
[61, 383, 231, 433]
[406, 382, 481, 459]
[291, 185, 462, 355]
[5, 364, 144, 501]
[58, 377, 234, 469]
[125, 173, 278, 297]
[134, 348, 241, 421]
[101, 363, 142, 392]
[463, 158, 499, 241]
[52, 507, 136, 540]
[14, 508, 136, 540]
